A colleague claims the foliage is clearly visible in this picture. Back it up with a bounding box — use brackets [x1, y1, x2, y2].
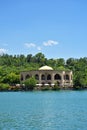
[0, 53, 87, 89]
[41, 86, 50, 91]
[3, 72, 20, 85]
[73, 86, 81, 90]
[23, 77, 37, 90]
[9, 85, 21, 91]
[52, 85, 60, 90]
[0, 83, 10, 91]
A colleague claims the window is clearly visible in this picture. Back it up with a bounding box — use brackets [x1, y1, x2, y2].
[54, 74, 61, 80]
[41, 74, 45, 80]
[26, 74, 30, 79]
[21, 75, 23, 81]
[35, 74, 39, 80]
[47, 74, 51, 80]
[65, 75, 69, 80]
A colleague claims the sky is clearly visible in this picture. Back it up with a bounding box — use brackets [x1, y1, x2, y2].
[0, 0, 87, 59]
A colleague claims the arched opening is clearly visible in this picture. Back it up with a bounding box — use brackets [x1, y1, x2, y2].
[47, 74, 51, 80]
[41, 74, 45, 80]
[54, 74, 61, 80]
[21, 74, 23, 81]
[35, 74, 39, 80]
[66, 74, 69, 80]
[26, 74, 30, 79]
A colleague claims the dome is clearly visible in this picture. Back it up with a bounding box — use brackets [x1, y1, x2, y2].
[39, 65, 53, 70]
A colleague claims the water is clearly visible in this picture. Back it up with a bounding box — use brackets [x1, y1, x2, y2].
[0, 91, 87, 130]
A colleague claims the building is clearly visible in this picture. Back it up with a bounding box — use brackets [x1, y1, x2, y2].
[20, 65, 73, 87]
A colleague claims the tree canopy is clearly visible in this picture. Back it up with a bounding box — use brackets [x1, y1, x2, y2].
[0, 52, 87, 89]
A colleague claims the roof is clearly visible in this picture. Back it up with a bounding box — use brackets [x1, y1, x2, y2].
[39, 65, 53, 70]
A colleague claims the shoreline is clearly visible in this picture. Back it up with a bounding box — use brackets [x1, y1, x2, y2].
[0, 86, 87, 92]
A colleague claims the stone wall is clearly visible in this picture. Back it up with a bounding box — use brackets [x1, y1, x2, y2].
[20, 70, 73, 87]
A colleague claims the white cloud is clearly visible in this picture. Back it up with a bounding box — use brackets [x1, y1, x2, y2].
[24, 40, 58, 52]
[25, 43, 36, 48]
[37, 46, 41, 51]
[0, 48, 8, 55]
[43, 40, 58, 46]
[25, 42, 42, 51]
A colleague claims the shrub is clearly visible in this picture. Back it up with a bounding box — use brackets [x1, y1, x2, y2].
[24, 77, 37, 90]
[52, 85, 60, 90]
[41, 86, 50, 91]
[73, 86, 81, 90]
[0, 83, 10, 91]
[9, 85, 21, 91]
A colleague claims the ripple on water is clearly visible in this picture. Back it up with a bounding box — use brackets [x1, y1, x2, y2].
[0, 91, 87, 130]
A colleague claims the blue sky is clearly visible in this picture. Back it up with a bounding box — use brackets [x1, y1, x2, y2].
[0, 0, 87, 59]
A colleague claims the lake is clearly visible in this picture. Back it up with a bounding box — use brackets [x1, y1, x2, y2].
[0, 91, 87, 130]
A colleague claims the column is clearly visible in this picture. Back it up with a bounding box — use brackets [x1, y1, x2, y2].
[39, 73, 42, 84]
[61, 71, 65, 87]
[51, 73, 54, 85]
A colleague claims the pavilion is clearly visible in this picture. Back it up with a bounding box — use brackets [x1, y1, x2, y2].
[20, 65, 73, 87]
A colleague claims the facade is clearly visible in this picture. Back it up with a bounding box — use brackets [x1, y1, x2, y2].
[20, 65, 73, 87]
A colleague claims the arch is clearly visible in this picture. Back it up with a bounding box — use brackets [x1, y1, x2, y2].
[41, 74, 45, 80]
[65, 74, 69, 80]
[21, 74, 23, 81]
[25, 74, 30, 79]
[47, 74, 51, 80]
[54, 74, 61, 80]
[35, 74, 39, 80]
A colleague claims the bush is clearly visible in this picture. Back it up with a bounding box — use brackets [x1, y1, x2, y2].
[52, 85, 60, 90]
[0, 83, 10, 91]
[9, 85, 21, 91]
[41, 86, 50, 91]
[24, 77, 37, 90]
[73, 86, 82, 90]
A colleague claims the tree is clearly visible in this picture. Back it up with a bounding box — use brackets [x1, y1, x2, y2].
[34, 53, 45, 64]
[26, 54, 32, 63]
[3, 72, 20, 85]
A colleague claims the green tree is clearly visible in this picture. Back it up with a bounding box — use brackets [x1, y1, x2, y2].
[34, 53, 45, 64]
[26, 54, 32, 63]
[3, 72, 20, 85]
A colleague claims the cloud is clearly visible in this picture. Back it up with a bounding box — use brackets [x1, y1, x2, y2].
[37, 46, 41, 51]
[0, 48, 8, 55]
[25, 43, 36, 48]
[43, 40, 58, 46]
[24, 42, 42, 51]
[24, 40, 58, 52]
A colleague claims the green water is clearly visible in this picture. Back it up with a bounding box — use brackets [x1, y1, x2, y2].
[0, 91, 87, 130]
